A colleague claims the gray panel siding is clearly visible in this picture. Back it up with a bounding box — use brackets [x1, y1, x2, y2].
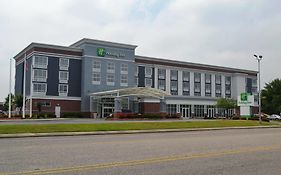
[25, 58, 32, 96]
[138, 66, 145, 87]
[46, 57, 59, 96]
[68, 59, 81, 97]
[15, 63, 23, 95]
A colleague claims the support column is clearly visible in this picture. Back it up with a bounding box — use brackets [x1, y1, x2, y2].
[191, 105, 195, 118]
[114, 96, 122, 117]
[160, 98, 167, 114]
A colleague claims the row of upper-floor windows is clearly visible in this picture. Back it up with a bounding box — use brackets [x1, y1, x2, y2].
[32, 83, 68, 96]
[92, 60, 128, 74]
[32, 69, 69, 83]
[32, 56, 69, 70]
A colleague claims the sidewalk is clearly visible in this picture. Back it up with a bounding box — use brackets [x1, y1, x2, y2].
[0, 125, 280, 139]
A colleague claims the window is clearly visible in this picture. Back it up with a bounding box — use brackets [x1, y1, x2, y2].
[215, 75, 221, 84]
[216, 84, 221, 97]
[107, 74, 115, 85]
[92, 60, 101, 72]
[59, 58, 69, 70]
[121, 64, 128, 74]
[33, 69, 47, 82]
[205, 74, 211, 97]
[171, 81, 178, 95]
[183, 71, 190, 82]
[167, 104, 177, 116]
[59, 71, 69, 83]
[194, 73, 201, 83]
[107, 62, 115, 73]
[205, 74, 211, 83]
[145, 78, 152, 87]
[183, 81, 190, 95]
[194, 83, 201, 94]
[158, 69, 166, 79]
[170, 70, 178, 80]
[121, 74, 128, 86]
[225, 76, 231, 98]
[145, 67, 152, 77]
[40, 101, 51, 107]
[33, 83, 47, 94]
[158, 79, 165, 90]
[92, 72, 101, 84]
[58, 84, 68, 96]
[33, 56, 48, 68]
[225, 76, 231, 85]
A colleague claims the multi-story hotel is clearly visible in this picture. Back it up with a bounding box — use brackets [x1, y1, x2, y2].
[14, 38, 258, 118]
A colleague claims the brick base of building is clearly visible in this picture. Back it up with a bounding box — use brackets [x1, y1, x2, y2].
[26, 99, 81, 114]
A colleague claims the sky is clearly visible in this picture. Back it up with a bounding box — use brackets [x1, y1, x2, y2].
[0, 0, 280, 101]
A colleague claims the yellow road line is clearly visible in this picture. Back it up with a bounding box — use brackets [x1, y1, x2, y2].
[2, 144, 281, 175]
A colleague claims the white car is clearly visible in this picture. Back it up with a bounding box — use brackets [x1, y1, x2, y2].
[267, 114, 281, 120]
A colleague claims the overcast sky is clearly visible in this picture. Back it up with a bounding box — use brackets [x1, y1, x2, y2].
[0, 0, 280, 101]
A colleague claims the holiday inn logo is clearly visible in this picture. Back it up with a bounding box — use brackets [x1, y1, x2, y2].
[97, 48, 106, 57]
[240, 93, 248, 102]
[96, 47, 125, 58]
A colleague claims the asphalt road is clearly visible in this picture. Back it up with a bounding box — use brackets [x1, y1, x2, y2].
[0, 128, 280, 175]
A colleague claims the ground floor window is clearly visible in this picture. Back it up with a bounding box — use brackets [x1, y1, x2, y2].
[194, 105, 204, 117]
[167, 104, 177, 116]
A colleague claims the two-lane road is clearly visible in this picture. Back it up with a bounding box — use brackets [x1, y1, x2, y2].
[0, 128, 280, 175]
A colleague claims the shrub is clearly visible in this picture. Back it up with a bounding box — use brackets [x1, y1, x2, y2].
[62, 112, 83, 118]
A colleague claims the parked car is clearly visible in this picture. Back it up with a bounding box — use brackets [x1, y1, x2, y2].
[267, 114, 281, 120]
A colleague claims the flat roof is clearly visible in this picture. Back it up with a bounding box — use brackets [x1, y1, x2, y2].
[70, 38, 138, 49]
[136, 55, 257, 76]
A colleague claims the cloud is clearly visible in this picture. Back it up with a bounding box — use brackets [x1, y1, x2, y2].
[0, 0, 280, 101]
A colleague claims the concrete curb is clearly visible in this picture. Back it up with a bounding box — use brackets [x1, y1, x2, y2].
[0, 125, 280, 138]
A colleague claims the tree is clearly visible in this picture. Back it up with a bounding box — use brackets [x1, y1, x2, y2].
[261, 78, 281, 114]
[216, 98, 237, 118]
[14, 95, 23, 111]
[216, 98, 237, 110]
[3, 94, 14, 111]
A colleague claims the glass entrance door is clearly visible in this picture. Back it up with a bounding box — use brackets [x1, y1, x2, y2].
[207, 108, 215, 118]
[181, 107, 190, 118]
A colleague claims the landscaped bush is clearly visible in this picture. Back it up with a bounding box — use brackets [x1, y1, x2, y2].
[62, 112, 83, 118]
[32, 113, 55, 119]
[111, 113, 181, 120]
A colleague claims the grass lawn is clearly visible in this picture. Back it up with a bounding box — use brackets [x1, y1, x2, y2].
[0, 120, 276, 134]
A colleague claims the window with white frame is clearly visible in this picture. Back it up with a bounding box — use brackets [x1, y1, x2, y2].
[194, 73, 201, 83]
[120, 74, 128, 86]
[58, 84, 68, 96]
[33, 83, 47, 94]
[145, 67, 152, 77]
[107, 74, 115, 85]
[158, 79, 165, 90]
[145, 78, 152, 87]
[59, 58, 69, 70]
[33, 69, 47, 82]
[170, 70, 178, 80]
[92, 72, 101, 84]
[183, 71, 190, 82]
[107, 62, 115, 73]
[158, 69, 166, 79]
[33, 56, 48, 68]
[59, 71, 69, 83]
[121, 63, 128, 74]
[92, 60, 101, 72]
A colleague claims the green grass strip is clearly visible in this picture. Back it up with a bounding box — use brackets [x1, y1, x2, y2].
[0, 120, 274, 134]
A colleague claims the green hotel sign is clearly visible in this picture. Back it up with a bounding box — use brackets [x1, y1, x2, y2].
[97, 48, 125, 58]
[97, 48, 106, 57]
[238, 93, 254, 106]
[240, 93, 248, 102]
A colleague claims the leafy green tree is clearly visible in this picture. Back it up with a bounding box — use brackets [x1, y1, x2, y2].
[216, 98, 237, 110]
[3, 94, 14, 111]
[262, 78, 281, 114]
[14, 95, 23, 110]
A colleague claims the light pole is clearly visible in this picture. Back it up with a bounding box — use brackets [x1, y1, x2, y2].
[254, 54, 262, 124]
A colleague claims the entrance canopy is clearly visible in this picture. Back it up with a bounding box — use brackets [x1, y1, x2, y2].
[89, 87, 170, 99]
